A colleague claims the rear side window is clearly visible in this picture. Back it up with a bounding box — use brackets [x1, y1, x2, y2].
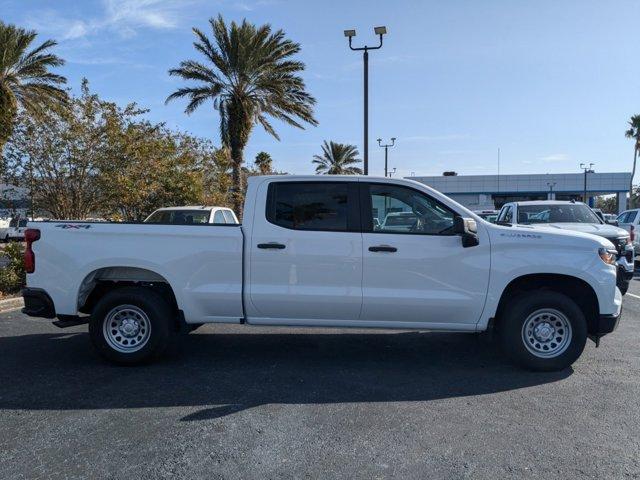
[267, 182, 355, 232]
[624, 211, 638, 223]
[213, 210, 225, 223]
[222, 210, 237, 224]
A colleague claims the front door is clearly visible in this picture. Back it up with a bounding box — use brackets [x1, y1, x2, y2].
[248, 180, 363, 323]
[360, 182, 490, 327]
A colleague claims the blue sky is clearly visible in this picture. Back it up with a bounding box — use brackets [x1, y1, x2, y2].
[2, 0, 639, 177]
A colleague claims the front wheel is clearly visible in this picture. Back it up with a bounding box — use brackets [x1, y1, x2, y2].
[499, 291, 587, 371]
[89, 287, 173, 365]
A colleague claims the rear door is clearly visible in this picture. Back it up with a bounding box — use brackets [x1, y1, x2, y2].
[359, 182, 491, 327]
[248, 180, 363, 323]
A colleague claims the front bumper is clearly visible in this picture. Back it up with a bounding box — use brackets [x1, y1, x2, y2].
[22, 288, 55, 319]
[617, 265, 634, 292]
[594, 312, 622, 336]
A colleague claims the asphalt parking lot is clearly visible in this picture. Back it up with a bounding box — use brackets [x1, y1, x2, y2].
[1, 284, 640, 479]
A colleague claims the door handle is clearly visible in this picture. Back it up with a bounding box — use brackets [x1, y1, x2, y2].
[257, 242, 286, 250]
[368, 245, 397, 253]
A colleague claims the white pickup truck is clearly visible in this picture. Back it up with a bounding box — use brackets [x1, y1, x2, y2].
[22, 176, 622, 371]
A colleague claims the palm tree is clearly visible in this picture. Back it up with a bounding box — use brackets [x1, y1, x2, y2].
[166, 15, 318, 212]
[312, 140, 362, 175]
[0, 22, 67, 155]
[626, 115, 640, 208]
[254, 151, 273, 175]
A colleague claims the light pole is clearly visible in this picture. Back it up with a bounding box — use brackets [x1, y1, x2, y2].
[547, 181, 556, 200]
[580, 163, 595, 203]
[377, 137, 396, 177]
[344, 26, 388, 175]
[388, 167, 397, 178]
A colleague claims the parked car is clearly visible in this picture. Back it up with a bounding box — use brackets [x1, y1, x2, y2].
[22, 176, 622, 371]
[144, 206, 239, 225]
[4, 217, 27, 242]
[0, 217, 11, 242]
[473, 209, 499, 223]
[496, 200, 634, 294]
[617, 209, 640, 255]
[591, 209, 618, 226]
[380, 211, 419, 232]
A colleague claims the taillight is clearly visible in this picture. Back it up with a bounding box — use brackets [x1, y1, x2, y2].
[631, 225, 635, 242]
[24, 228, 40, 274]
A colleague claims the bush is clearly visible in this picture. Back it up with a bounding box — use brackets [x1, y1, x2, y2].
[0, 242, 25, 295]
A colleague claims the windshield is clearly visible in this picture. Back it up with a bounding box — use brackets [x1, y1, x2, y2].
[145, 210, 210, 224]
[517, 204, 601, 224]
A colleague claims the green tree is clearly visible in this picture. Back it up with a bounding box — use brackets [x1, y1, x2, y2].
[595, 195, 616, 214]
[626, 115, 640, 208]
[4, 80, 109, 219]
[100, 124, 210, 221]
[166, 15, 317, 212]
[254, 151, 273, 175]
[312, 140, 362, 175]
[5, 80, 229, 220]
[0, 21, 67, 156]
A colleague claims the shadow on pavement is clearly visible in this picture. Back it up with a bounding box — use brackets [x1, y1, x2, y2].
[0, 330, 571, 420]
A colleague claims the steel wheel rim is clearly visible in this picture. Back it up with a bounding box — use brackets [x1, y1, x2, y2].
[521, 308, 572, 358]
[103, 305, 151, 353]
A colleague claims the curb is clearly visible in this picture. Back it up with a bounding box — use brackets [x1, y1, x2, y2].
[0, 296, 24, 314]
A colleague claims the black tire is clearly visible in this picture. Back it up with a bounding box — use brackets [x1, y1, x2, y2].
[619, 283, 629, 296]
[89, 287, 173, 365]
[499, 291, 587, 371]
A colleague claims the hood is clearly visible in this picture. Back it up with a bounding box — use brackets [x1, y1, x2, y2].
[487, 223, 615, 250]
[526, 223, 628, 239]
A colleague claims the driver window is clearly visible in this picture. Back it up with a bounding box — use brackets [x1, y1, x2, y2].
[367, 183, 455, 235]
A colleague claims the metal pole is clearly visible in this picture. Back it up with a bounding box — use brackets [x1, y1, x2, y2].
[583, 170, 587, 203]
[384, 145, 388, 177]
[363, 49, 369, 175]
[345, 29, 385, 175]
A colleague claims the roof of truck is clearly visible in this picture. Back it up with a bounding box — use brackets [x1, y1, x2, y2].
[152, 206, 231, 211]
[508, 200, 586, 206]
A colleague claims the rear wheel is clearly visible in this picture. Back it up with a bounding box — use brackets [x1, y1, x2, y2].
[89, 287, 173, 365]
[499, 291, 587, 371]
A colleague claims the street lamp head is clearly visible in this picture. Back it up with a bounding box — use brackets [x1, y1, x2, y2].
[374, 26, 387, 35]
[377, 138, 382, 144]
[391, 137, 396, 142]
[343, 29, 356, 38]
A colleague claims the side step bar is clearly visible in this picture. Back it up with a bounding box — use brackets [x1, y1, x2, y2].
[53, 315, 89, 329]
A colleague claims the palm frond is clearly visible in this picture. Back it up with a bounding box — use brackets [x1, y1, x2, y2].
[167, 14, 317, 161]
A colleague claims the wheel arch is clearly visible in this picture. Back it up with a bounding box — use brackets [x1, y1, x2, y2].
[77, 267, 179, 318]
[494, 273, 600, 335]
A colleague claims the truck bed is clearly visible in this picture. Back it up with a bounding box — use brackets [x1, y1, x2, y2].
[27, 221, 244, 324]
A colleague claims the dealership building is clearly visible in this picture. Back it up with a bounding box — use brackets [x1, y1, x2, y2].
[410, 172, 631, 214]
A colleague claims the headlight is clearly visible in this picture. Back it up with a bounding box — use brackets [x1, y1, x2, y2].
[598, 247, 617, 265]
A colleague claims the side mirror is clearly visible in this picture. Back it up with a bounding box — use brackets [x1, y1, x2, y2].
[454, 216, 479, 248]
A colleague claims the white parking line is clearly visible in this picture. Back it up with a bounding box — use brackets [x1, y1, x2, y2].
[627, 293, 640, 300]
